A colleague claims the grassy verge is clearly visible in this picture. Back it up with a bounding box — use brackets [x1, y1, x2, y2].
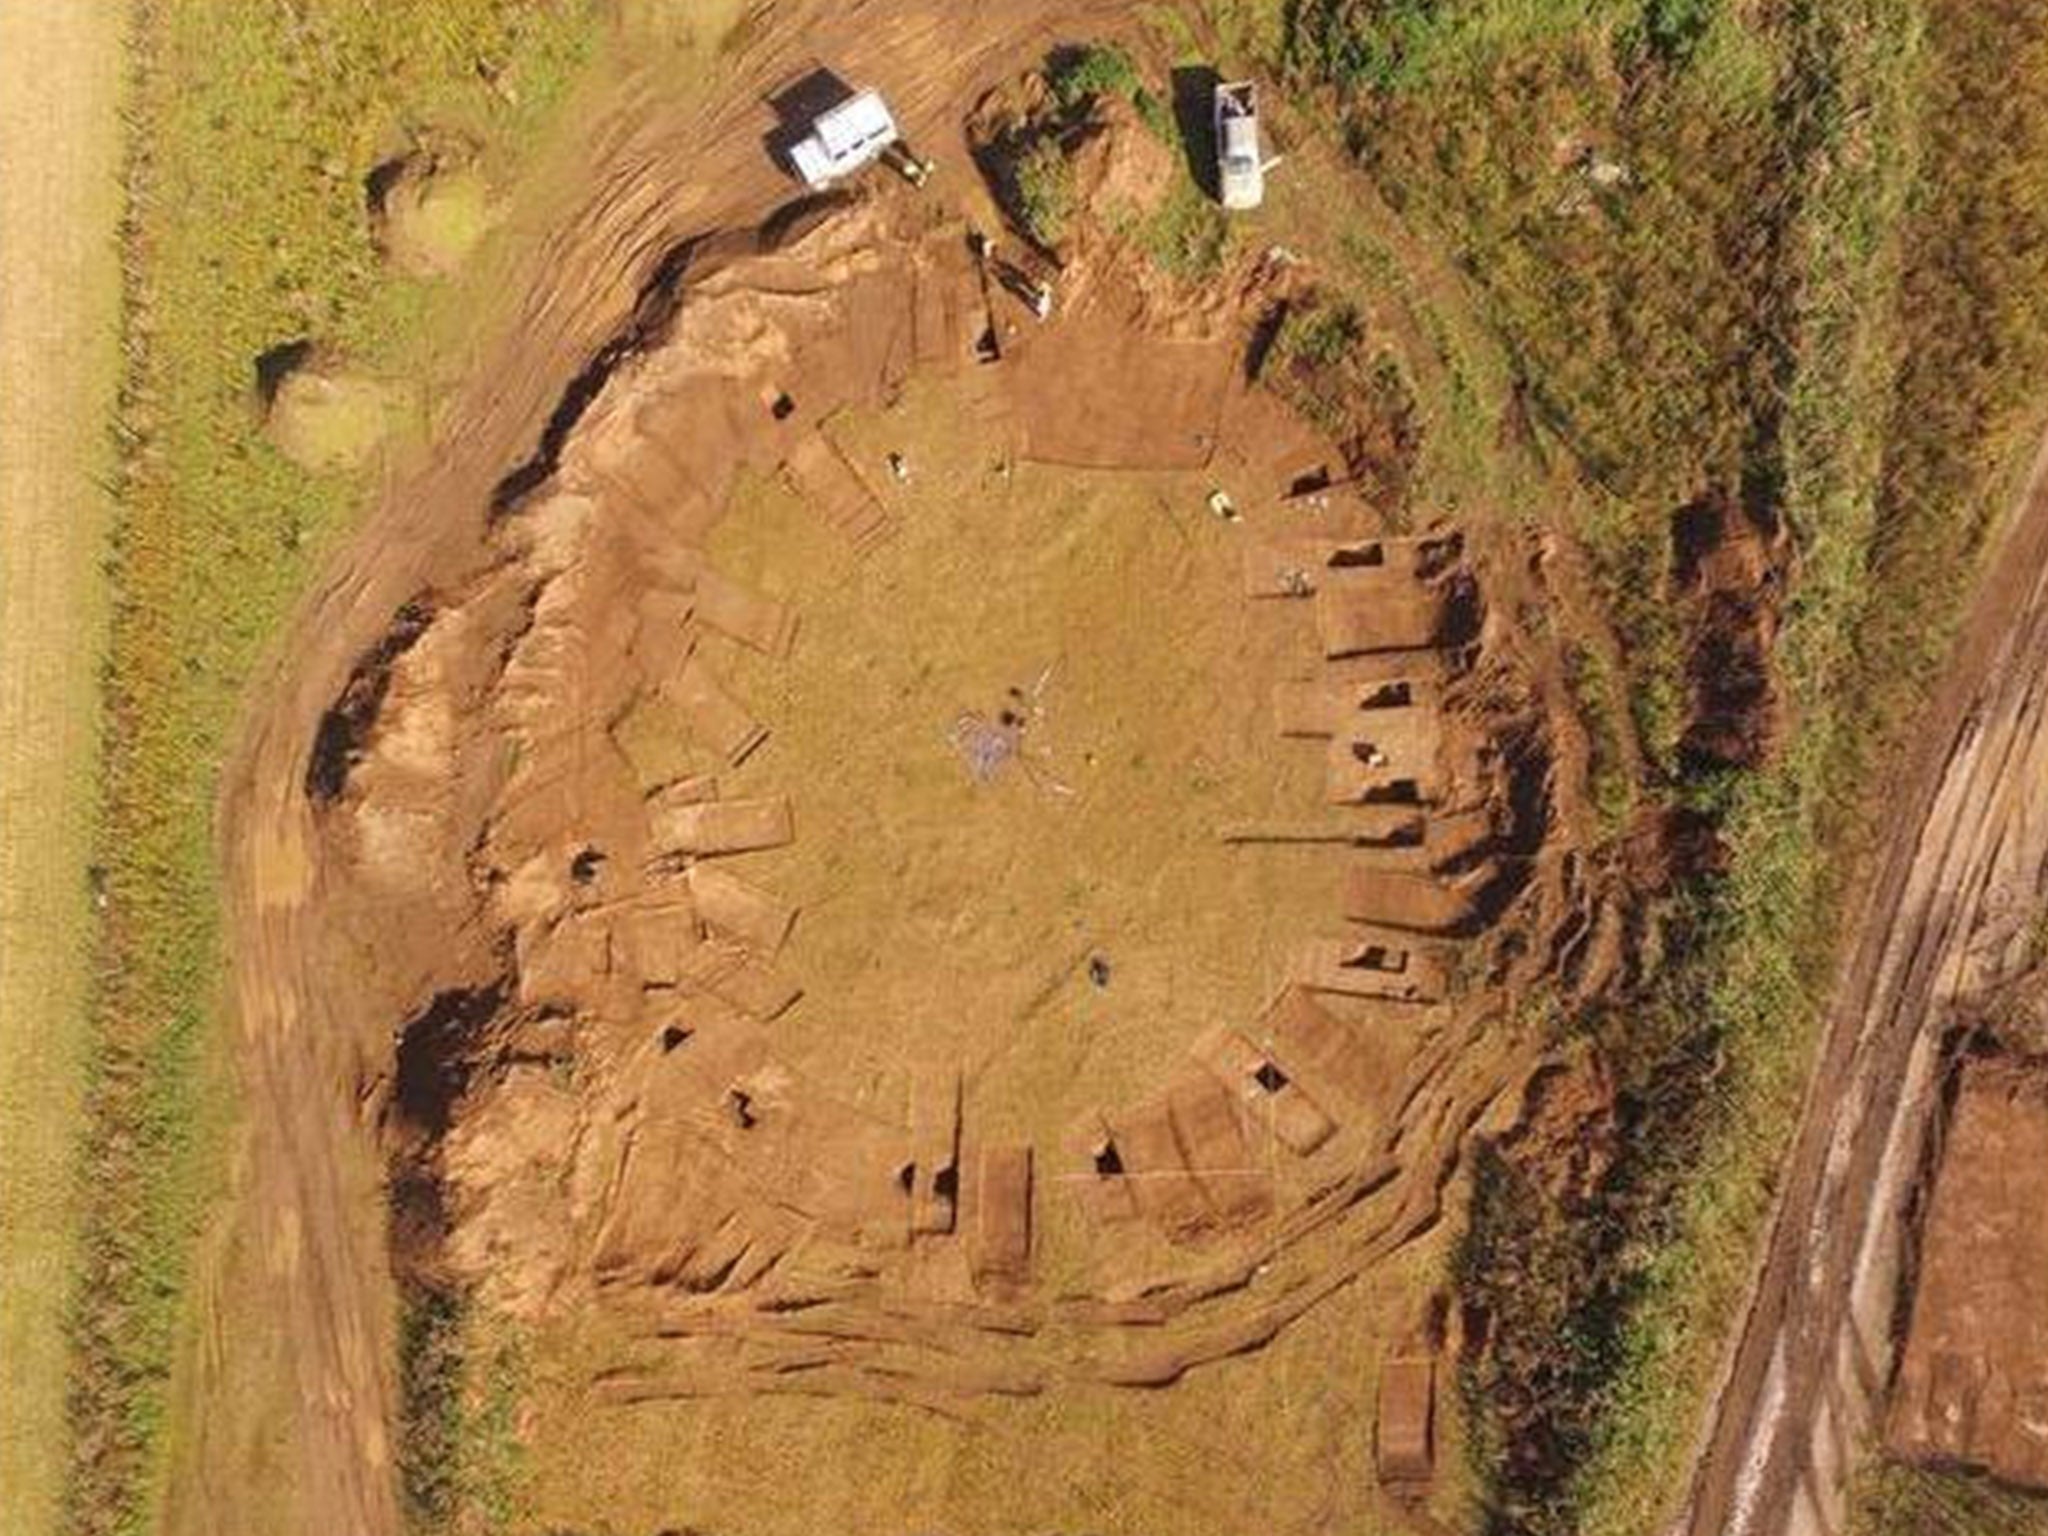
[1572, 3, 2048, 1528]
[66, 4, 597, 1532]
[1849, 1463, 2048, 1536]
[396, 1287, 530, 1535]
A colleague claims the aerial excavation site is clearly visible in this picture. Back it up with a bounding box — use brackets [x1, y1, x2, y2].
[7, 3, 2048, 1536]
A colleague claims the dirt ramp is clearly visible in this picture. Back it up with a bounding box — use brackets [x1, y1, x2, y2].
[1887, 1055, 2048, 1489]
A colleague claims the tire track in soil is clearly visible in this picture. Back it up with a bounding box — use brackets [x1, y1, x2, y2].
[1682, 423, 2048, 1536]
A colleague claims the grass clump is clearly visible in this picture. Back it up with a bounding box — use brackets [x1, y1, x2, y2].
[398, 1287, 530, 1534]
[398, 1287, 471, 1530]
[1048, 41, 1143, 109]
[1848, 1461, 2048, 1536]
[64, 3, 596, 1531]
[1011, 135, 1078, 249]
[1142, 179, 1232, 279]
[1282, 0, 1442, 92]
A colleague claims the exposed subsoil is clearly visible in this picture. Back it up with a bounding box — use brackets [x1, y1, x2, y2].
[1886, 1050, 2048, 1488]
[1671, 491, 1791, 773]
[206, 9, 1623, 1533]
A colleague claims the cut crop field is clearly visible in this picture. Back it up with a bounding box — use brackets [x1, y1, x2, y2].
[0, 4, 127, 1533]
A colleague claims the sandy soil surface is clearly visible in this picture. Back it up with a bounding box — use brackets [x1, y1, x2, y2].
[194, 7, 1621, 1532]
[1681, 426, 2048, 1536]
[0, 4, 127, 1530]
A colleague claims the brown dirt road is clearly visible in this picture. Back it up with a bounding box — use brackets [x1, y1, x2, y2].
[197, 7, 1136, 1533]
[1680, 426, 2048, 1536]
[0, 4, 126, 1532]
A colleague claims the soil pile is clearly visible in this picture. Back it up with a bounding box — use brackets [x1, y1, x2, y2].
[368, 149, 494, 278]
[1067, 91, 1177, 218]
[1671, 492, 1790, 770]
[258, 342, 400, 472]
[1887, 1054, 2048, 1488]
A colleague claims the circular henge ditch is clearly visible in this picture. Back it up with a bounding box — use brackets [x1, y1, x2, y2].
[302, 179, 1576, 1398]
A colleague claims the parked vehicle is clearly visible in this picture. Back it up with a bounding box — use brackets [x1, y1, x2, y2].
[1214, 80, 1265, 211]
[789, 88, 911, 189]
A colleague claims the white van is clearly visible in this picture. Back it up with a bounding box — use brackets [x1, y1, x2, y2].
[788, 89, 902, 189]
[1214, 81, 1265, 211]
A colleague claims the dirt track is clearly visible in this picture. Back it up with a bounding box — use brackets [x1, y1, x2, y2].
[1681, 427, 2048, 1536]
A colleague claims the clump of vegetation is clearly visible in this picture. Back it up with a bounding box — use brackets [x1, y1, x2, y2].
[398, 1286, 470, 1529]
[1047, 41, 1173, 137]
[1282, 0, 1442, 92]
[1623, 0, 1716, 68]
[1143, 181, 1231, 280]
[1048, 41, 1142, 109]
[1261, 296, 1420, 505]
[397, 1286, 530, 1534]
[1563, 640, 1637, 832]
[1010, 135, 1077, 249]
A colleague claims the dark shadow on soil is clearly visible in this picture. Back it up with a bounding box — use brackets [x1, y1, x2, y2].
[1170, 64, 1221, 202]
[305, 596, 436, 803]
[488, 235, 701, 517]
[254, 338, 314, 406]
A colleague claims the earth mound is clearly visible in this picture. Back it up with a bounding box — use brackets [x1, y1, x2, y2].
[367, 149, 494, 278]
[267, 170, 1615, 1414]
[1672, 491, 1792, 770]
[256, 341, 400, 472]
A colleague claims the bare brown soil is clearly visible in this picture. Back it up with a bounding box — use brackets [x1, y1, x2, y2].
[203, 8, 1620, 1532]
[1671, 492, 1791, 771]
[1887, 1053, 2048, 1489]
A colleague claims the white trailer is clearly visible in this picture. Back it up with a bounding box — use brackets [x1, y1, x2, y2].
[1214, 81, 1265, 211]
[788, 88, 905, 189]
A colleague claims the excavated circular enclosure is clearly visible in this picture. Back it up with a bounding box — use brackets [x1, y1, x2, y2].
[318, 181, 1575, 1413]
[698, 377, 1341, 1135]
